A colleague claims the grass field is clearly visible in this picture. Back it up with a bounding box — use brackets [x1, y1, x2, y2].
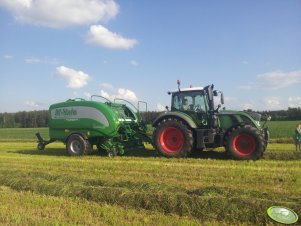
[0, 120, 300, 142]
[267, 121, 301, 140]
[0, 126, 300, 225]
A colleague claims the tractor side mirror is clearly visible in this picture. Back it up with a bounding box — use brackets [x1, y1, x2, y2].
[221, 92, 225, 105]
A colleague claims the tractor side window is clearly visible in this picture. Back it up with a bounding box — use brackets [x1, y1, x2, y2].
[172, 95, 181, 110]
[194, 95, 207, 112]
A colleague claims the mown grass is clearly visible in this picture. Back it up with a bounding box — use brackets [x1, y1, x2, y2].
[0, 140, 300, 225]
[0, 185, 208, 226]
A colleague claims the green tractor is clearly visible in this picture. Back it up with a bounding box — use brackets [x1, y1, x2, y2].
[153, 82, 269, 160]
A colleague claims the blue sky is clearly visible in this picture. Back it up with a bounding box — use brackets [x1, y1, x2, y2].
[0, 0, 300, 112]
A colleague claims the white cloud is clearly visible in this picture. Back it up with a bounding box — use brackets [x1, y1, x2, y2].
[25, 57, 61, 64]
[239, 70, 301, 90]
[56, 66, 90, 89]
[25, 57, 41, 64]
[130, 60, 138, 66]
[116, 88, 138, 102]
[0, 0, 119, 28]
[288, 96, 301, 108]
[25, 100, 40, 108]
[263, 97, 282, 110]
[84, 92, 91, 99]
[100, 90, 112, 100]
[157, 104, 166, 111]
[100, 82, 114, 91]
[3, 55, 13, 59]
[99, 85, 138, 103]
[87, 25, 138, 49]
[257, 70, 301, 90]
[243, 103, 254, 110]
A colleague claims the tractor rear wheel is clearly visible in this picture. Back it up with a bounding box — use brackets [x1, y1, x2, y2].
[66, 134, 92, 156]
[225, 125, 265, 160]
[153, 118, 193, 157]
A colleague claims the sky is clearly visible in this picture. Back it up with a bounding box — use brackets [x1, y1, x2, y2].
[0, 0, 301, 113]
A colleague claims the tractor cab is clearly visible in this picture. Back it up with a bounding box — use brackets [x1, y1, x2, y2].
[169, 83, 224, 128]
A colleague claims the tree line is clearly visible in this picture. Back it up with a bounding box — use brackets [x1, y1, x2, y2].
[0, 110, 159, 128]
[260, 107, 301, 121]
[0, 107, 301, 128]
[0, 111, 49, 128]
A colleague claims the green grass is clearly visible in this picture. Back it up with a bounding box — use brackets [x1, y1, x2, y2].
[0, 120, 299, 142]
[0, 127, 49, 141]
[0, 186, 204, 226]
[0, 125, 300, 225]
[267, 121, 300, 139]
[0, 141, 300, 225]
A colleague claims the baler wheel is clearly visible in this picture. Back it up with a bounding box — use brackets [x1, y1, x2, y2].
[107, 149, 117, 158]
[153, 118, 193, 157]
[66, 134, 92, 156]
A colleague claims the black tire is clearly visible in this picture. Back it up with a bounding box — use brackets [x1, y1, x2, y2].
[107, 148, 117, 158]
[37, 143, 45, 151]
[153, 118, 193, 157]
[225, 125, 265, 160]
[263, 128, 270, 151]
[66, 134, 92, 156]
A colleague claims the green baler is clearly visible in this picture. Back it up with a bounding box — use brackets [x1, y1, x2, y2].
[36, 97, 151, 156]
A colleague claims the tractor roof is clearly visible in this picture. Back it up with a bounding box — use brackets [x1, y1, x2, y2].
[171, 87, 204, 94]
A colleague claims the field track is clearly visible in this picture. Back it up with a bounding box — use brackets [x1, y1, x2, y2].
[0, 127, 300, 225]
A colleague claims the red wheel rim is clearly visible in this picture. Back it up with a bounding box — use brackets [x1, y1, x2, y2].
[232, 133, 256, 156]
[159, 127, 184, 153]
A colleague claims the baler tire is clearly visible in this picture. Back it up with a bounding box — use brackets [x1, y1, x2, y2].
[225, 125, 265, 160]
[107, 149, 117, 158]
[66, 134, 92, 156]
[153, 118, 193, 158]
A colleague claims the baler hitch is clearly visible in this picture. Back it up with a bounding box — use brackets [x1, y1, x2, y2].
[36, 133, 55, 151]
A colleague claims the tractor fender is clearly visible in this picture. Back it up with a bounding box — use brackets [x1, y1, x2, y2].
[153, 112, 197, 129]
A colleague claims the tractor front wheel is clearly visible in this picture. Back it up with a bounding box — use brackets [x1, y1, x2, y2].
[225, 125, 265, 160]
[153, 118, 193, 158]
[66, 134, 92, 156]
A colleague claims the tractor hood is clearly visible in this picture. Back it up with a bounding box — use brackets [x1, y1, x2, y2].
[217, 110, 262, 130]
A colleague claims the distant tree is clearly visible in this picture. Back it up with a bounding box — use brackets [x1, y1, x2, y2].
[2, 113, 16, 128]
[0, 114, 3, 128]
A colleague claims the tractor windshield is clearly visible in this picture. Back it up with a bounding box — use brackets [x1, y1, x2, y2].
[171, 91, 208, 113]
